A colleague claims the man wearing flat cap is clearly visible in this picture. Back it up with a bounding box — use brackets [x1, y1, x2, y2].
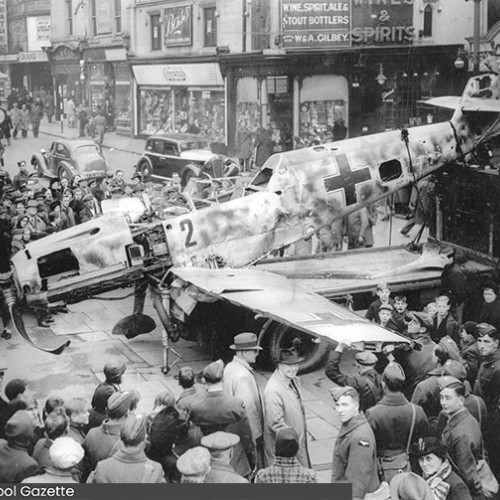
[201, 431, 248, 483]
[330, 386, 380, 499]
[326, 339, 383, 413]
[366, 363, 430, 483]
[255, 427, 317, 483]
[88, 414, 165, 483]
[189, 359, 256, 478]
[263, 348, 311, 469]
[84, 390, 135, 476]
[177, 446, 211, 483]
[224, 332, 264, 468]
[102, 360, 127, 391]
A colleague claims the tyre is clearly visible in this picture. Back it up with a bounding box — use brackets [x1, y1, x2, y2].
[33, 158, 44, 177]
[58, 165, 72, 182]
[140, 161, 151, 181]
[267, 323, 329, 374]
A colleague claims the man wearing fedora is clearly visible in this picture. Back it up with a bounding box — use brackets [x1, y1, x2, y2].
[263, 348, 311, 468]
[224, 332, 264, 469]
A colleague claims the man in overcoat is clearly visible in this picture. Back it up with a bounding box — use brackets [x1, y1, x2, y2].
[263, 348, 310, 468]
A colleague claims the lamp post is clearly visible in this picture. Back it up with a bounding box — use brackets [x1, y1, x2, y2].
[467, 0, 482, 75]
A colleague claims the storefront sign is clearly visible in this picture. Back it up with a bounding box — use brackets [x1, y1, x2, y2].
[18, 51, 48, 63]
[36, 17, 51, 41]
[132, 63, 223, 87]
[164, 5, 192, 47]
[281, 0, 351, 49]
[0, 0, 7, 54]
[96, 0, 112, 35]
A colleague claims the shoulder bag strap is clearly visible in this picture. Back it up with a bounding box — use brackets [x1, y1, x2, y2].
[474, 396, 486, 460]
[364, 376, 382, 402]
[406, 403, 417, 455]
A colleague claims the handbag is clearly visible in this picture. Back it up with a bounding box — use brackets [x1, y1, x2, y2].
[364, 481, 390, 500]
[378, 403, 416, 483]
[474, 396, 499, 498]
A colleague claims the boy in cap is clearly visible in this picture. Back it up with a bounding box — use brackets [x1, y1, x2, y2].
[378, 303, 395, 329]
[22, 436, 84, 484]
[88, 414, 165, 483]
[326, 339, 383, 413]
[177, 446, 211, 483]
[223, 332, 264, 468]
[254, 427, 317, 483]
[263, 348, 310, 468]
[365, 282, 393, 323]
[189, 359, 256, 478]
[330, 386, 380, 498]
[201, 431, 248, 483]
[366, 363, 430, 483]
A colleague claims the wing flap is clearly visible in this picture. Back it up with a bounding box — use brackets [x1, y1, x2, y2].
[171, 267, 411, 347]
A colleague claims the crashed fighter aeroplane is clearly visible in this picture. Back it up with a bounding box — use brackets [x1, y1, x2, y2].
[5, 73, 500, 372]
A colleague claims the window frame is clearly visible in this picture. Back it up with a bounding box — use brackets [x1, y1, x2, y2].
[423, 5, 433, 38]
[66, 0, 73, 36]
[203, 6, 217, 48]
[151, 13, 161, 51]
[114, 0, 121, 33]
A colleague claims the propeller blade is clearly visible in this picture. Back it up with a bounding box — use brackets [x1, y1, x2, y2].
[112, 314, 156, 339]
[9, 305, 71, 355]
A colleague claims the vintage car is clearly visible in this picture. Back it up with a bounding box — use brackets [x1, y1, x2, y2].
[135, 134, 238, 187]
[31, 139, 111, 181]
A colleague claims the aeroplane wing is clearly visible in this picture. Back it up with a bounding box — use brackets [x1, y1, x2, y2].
[171, 267, 412, 348]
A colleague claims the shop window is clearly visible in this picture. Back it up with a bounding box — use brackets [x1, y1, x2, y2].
[423, 5, 433, 37]
[91, 0, 97, 35]
[151, 14, 161, 51]
[66, 0, 73, 36]
[114, 0, 121, 33]
[204, 7, 217, 47]
[379, 159, 402, 183]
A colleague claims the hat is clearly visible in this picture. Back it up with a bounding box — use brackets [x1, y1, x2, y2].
[103, 360, 127, 382]
[278, 348, 303, 365]
[410, 311, 433, 332]
[462, 321, 478, 338]
[483, 281, 499, 295]
[442, 360, 467, 381]
[121, 414, 147, 445]
[110, 186, 124, 194]
[383, 362, 406, 384]
[330, 385, 358, 402]
[379, 303, 394, 313]
[437, 375, 464, 391]
[17, 161, 26, 168]
[26, 199, 38, 208]
[229, 332, 263, 351]
[82, 193, 94, 202]
[201, 431, 240, 451]
[49, 437, 84, 470]
[33, 191, 45, 199]
[275, 427, 299, 457]
[437, 337, 461, 361]
[203, 359, 224, 383]
[11, 190, 22, 199]
[476, 322, 498, 338]
[5, 378, 28, 401]
[390, 472, 433, 500]
[131, 172, 142, 180]
[107, 391, 135, 419]
[5, 410, 34, 445]
[410, 437, 446, 459]
[354, 351, 378, 366]
[176, 446, 211, 477]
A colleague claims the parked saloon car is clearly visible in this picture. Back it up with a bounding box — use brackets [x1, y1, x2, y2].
[136, 134, 229, 187]
[31, 139, 111, 182]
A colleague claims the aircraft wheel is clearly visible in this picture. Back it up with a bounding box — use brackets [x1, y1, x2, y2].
[268, 323, 329, 374]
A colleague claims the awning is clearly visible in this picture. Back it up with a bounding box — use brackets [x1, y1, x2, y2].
[132, 63, 224, 87]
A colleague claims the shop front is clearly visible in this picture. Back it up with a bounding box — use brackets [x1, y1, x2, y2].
[10, 51, 52, 92]
[131, 62, 225, 146]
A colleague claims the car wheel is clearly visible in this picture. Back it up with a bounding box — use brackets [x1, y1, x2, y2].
[140, 161, 151, 180]
[58, 166, 72, 182]
[33, 159, 45, 178]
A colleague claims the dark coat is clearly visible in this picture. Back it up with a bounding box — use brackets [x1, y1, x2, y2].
[331, 413, 380, 499]
[175, 384, 206, 412]
[444, 469, 473, 500]
[462, 340, 481, 386]
[366, 392, 430, 455]
[325, 351, 383, 413]
[87, 446, 165, 483]
[411, 368, 443, 420]
[474, 348, 500, 414]
[189, 389, 256, 477]
[84, 418, 123, 473]
[479, 300, 500, 332]
[441, 408, 482, 498]
[441, 262, 467, 307]
[431, 313, 460, 345]
[0, 440, 39, 482]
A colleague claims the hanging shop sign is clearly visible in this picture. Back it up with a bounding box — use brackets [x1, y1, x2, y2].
[0, 0, 7, 53]
[96, 0, 112, 35]
[164, 4, 192, 47]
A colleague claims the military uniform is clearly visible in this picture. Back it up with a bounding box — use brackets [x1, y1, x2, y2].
[176, 384, 206, 412]
[411, 368, 445, 421]
[331, 412, 380, 499]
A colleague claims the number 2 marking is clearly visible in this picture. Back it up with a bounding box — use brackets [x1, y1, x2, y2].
[180, 219, 197, 247]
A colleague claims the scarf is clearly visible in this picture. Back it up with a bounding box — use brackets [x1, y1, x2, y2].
[424, 460, 452, 500]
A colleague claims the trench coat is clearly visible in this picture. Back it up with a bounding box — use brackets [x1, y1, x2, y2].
[263, 369, 311, 468]
[331, 412, 380, 499]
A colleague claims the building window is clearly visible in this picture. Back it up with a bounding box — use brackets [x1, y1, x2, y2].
[204, 7, 217, 47]
[66, 0, 73, 35]
[151, 15, 161, 50]
[114, 0, 121, 33]
[423, 5, 433, 37]
[91, 0, 97, 35]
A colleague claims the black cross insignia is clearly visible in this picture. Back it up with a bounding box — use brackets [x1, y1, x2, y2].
[323, 154, 372, 206]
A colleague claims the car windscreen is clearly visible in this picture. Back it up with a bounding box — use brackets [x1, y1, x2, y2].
[180, 140, 210, 152]
[76, 145, 100, 154]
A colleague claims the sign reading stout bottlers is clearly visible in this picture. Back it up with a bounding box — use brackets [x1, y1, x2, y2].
[281, 0, 351, 49]
[164, 4, 192, 47]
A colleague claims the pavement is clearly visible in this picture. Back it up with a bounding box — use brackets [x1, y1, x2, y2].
[0, 118, 421, 482]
